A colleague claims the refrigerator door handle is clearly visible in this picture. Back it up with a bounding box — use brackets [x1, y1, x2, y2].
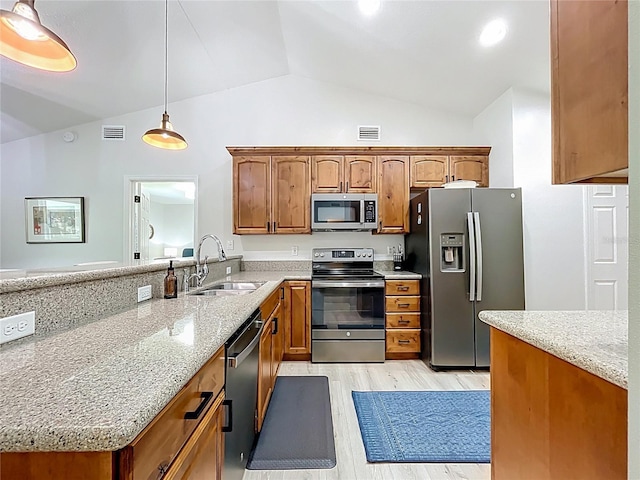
[474, 211, 483, 302]
[467, 212, 476, 302]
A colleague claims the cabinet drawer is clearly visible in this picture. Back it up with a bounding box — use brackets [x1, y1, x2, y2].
[260, 285, 281, 320]
[386, 330, 421, 353]
[385, 280, 419, 296]
[386, 313, 420, 329]
[123, 346, 225, 480]
[385, 296, 420, 312]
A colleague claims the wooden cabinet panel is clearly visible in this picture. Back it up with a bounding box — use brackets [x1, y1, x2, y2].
[163, 392, 224, 480]
[271, 301, 284, 382]
[385, 313, 420, 329]
[385, 280, 420, 296]
[283, 281, 311, 359]
[491, 328, 627, 479]
[233, 156, 271, 234]
[551, 0, 628, 184]
[377, 156, 409, 234]
[344, 155, 376, 192]
[312, 155, 343, 193]
[124, 346, 225, 480]
[449, 156, 488, 187]
[271, 156, 310, 233]
[0, 452, 115, 480]
[257, 317, 273, 432]
[386, 330, 421, 353]
[410, 155, 449, 188]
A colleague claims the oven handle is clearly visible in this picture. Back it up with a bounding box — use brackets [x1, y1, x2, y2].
[312, 280, 385, 288]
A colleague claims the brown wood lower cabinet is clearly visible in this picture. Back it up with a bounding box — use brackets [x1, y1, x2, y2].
[0, 346, 226, 480]
[283, 280, 311, 361]
[385, 280, 421, 359]
[491, 328, 627, 480]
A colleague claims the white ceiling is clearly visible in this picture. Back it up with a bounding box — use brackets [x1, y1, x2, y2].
[0, 0, 550, 144]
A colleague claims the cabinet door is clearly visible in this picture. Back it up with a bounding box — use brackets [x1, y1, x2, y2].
[284, 281, 311, 357]
[449, 156, 489, 187]
[233, 156, 271, 234]
[271, 156, 311, 234]
[163, 392, 224, 480]
[345, 155, 376, 193]
[377, 156, 409, 234]
[551, 0, 628, 184]
[410, 155, 449, 188]
[270, 301, 284, 385]
[257, 319, 273, 431]
[312, 155, 343, 193]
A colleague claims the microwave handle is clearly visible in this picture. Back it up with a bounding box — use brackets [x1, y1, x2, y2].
[360, 199, 365, 225]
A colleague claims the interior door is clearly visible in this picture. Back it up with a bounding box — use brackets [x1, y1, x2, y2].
[585, 185, 629, 310]
[132, 184, 150, 263]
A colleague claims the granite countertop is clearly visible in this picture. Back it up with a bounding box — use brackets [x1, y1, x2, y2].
[479, 310, 628, 389]
[0, 271, 307, 453]
[375, 270, 422, 279]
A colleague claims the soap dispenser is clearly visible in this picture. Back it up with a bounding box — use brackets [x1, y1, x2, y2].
[164, 261, 178, 299]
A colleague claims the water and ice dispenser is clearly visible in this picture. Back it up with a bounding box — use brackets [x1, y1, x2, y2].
[440, 234, 464, 272]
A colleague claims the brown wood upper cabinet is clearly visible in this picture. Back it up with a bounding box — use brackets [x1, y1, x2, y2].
[378, 155, 409, 234]
[410, 154, 489, 188]
[233, 155, 310, 234]
[550, 0, 628, 184]
[311, 155, 376, 193]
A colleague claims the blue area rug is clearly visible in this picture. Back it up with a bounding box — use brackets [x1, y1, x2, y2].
[352, 390, 490, 463]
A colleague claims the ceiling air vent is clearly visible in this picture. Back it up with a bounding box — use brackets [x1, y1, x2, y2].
[358, 125, 380, 141]
[102, 125, 125, 141]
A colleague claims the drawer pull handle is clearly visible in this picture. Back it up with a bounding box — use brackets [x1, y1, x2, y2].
[222, 399, 233, 433]
[397, 303, 410, 308]
[184, 391, 213, 420]
[398, 319, 411, 324]
[398, 340, 411, 344]
[272, 317, 278, 335]
[397, 286, 410, 291]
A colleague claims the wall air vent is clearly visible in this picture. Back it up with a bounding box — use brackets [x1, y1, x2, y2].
[358, 125, 380, 141]
[102, 125, 125, 141]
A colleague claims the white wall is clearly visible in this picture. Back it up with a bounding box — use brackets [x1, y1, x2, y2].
[628, 1, 639, 476]
[472, 87, 586, 310]
[148, 204, 194, 259]
[0, 75, 474, 269]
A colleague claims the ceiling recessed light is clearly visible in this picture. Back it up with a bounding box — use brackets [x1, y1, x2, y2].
[358, 0, 381, 16]
[479, 19, 507, 47]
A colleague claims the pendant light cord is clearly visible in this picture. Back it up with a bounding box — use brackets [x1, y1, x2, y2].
[164, 0, 168, 114]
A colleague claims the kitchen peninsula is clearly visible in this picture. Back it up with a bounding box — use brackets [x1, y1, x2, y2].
[479, 310, 628, 480]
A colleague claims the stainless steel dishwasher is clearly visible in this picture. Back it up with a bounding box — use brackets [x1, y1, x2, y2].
[223, 309, 263, 480]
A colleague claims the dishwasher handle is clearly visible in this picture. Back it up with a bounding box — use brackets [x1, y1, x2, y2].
[228, 320, 264, 369]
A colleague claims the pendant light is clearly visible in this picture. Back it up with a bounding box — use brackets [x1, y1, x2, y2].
[142, 0, 187, 150]
[0, 0, 76, 72]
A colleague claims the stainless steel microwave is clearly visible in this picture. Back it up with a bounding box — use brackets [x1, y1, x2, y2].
[311, 194, 378, 231]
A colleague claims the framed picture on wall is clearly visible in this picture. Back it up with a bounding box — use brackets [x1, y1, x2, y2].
[25, 197, 85, 244]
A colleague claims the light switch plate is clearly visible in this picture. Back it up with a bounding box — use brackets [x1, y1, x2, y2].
[0, 311, 35, 344]
[291, 246, 298, 256]
[137, 285, 152, 302]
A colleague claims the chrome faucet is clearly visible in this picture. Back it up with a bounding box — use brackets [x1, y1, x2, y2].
[193, 234, 227, 287]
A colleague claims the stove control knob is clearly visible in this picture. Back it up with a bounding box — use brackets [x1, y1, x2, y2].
[320, 253, 325, 257]
[346, 331, 351, 337]
[367, 252, 372, 257]
[314, 253, 319, 257]
[356, 253, 360, 257]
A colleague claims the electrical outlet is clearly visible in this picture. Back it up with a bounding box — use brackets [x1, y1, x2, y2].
[291, 245, 298, 256]
[387, 246, 393, 255]
[137, 285, 152, 302]
[226, 266, 232, 275]
[0, 311, 35, 345]
[226, 240, 234, 251]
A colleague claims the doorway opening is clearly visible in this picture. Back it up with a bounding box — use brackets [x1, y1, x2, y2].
[125, 176, 198, 263]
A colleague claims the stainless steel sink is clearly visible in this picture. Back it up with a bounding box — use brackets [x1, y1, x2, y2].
[191, 281, 265, 296]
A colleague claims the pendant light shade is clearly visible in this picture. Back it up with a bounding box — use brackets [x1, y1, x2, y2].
[142, 0, 187, 150]
[0, 0, 76, 72]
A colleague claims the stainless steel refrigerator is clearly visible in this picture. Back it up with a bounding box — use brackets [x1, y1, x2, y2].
[405, 188, 525, 369]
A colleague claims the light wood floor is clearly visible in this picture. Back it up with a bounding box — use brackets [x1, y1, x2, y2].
[243, 360, 491, 480]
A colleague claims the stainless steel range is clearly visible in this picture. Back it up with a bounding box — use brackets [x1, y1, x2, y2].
[311, 248, 385, 363]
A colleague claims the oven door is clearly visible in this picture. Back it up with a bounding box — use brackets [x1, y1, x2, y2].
[311, 278, 385, 330]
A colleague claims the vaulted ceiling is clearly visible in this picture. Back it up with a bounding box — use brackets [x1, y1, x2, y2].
[0, 0, 550, 144]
